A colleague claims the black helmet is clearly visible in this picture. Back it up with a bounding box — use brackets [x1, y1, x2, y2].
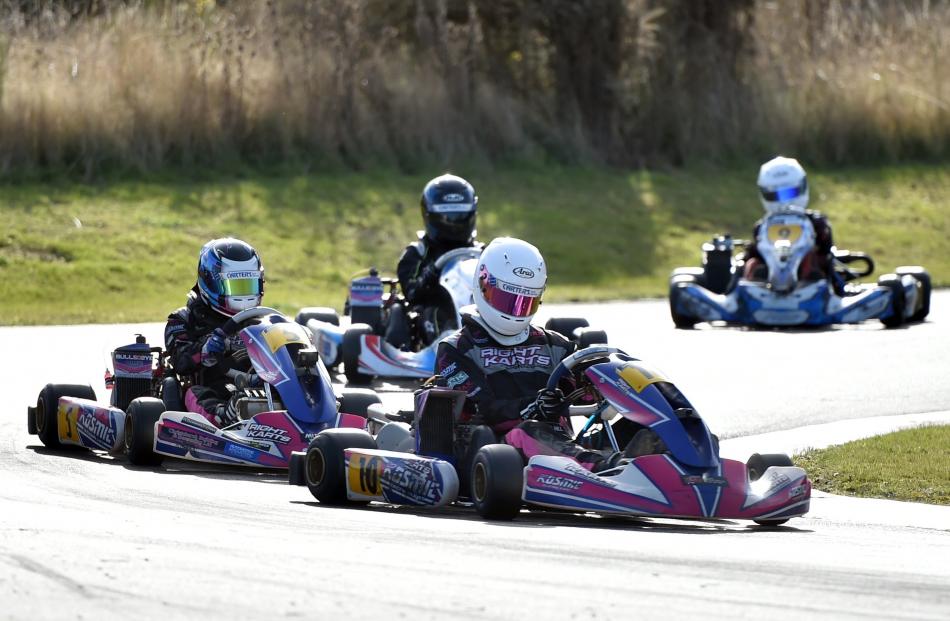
[420, 174, 477, 243]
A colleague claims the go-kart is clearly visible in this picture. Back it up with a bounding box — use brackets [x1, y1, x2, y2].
[668, 212, 932, 328]
[297, 247, 608, 384]
[290, 346, 811, 526]
[27, 307, 379, 469]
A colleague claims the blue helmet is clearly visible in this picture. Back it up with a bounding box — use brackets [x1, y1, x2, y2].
[420, 174, 477, 243]
[196, 238, 264, 316]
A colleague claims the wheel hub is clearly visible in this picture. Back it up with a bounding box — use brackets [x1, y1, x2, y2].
[473, 462, 487, 501]
[307, 449, 326, 486]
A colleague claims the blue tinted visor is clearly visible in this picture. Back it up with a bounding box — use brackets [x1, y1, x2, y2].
[761, 179, 807, 203]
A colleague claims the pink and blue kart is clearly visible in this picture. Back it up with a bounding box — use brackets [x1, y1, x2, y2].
[669, 213, 931, 328]
[27, 307, 373, 469]
[290, 346, 811, 526]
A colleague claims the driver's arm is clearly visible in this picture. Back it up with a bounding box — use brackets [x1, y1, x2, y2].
[164, 308, 205, 375]
[398, 244, 437, 304]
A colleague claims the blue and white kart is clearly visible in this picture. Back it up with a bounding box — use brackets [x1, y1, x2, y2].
[669, 211, 932, 328]
[297, 247, 608, 384]
[297, 247, 483, 384]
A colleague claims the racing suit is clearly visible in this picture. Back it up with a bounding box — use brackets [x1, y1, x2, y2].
[435, 314, 616, 471]
[164, 288, 252, 427]
[396, 234, 479, 344]
[743, 210, 840, 291]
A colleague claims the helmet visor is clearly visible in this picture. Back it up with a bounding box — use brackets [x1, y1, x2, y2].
[220, 272, 262, 296]
[760, 179, 807, 203]
[479, 266, 542, 318]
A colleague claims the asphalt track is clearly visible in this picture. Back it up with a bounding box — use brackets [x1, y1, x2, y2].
[2, 294, 949, 620]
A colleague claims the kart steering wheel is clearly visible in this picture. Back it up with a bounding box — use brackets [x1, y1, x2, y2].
[432, 246, 483, 270]
[219, 306, 282, 336]
[546, 346, 627, 391]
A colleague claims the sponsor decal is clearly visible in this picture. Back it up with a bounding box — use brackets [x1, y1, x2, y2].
[349, 454, 384, 497]
[221, 271, 261, 280]
[788, 484, 807, 499]
[480, 346, 551, 368]
[442, 193, 465, 202]
[246, 423, 292, 444]
[497, 280, 543, 297]
[441, 362, 458, 376]
[162, 427, 223, 450]
[763, 470, 791, 494]
[225, 443, 258, 461]
[380, 459, 441, 504]
[183, 418, 219, 434]
[512, 266, 535, 279]
[536, 474, 583, 491]
[563, 462, 618, 488]
[681, 474, 729, 487]
[445, 371, 469, 388]
[77, 410, 117, 447]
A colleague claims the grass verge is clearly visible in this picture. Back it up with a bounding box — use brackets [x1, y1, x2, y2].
[795, 425, 950, 505]
[1, 161, 949, 325]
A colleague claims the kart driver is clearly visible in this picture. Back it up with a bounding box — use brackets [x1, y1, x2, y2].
[743, 156, 841, 291]
[164, 238, 265, 428]
[435, 237, 628, 473]
[395, 174, 481, 346]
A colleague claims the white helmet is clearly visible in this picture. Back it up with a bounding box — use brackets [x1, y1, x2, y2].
[472, 237, 546, 345]
[757, 156, 809, 214]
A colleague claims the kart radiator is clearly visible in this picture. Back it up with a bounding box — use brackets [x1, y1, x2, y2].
[111, 341, 154, 411]
[417, 397, 455, 459]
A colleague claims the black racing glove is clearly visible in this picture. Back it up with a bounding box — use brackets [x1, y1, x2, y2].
[534, 388, 569, 422]
[419, 263, 440, 287]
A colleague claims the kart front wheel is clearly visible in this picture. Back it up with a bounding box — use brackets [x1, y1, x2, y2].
[576, 328, 608, 348]
[342, 325, 374, 385]
[125, 397, 164, 467]
[471, 444, 524, 520]
[305, 429, 377, 505]
[35, 383, 97, 450]
[896, 267, 931, 322]
[337, 387, 382, 416]
[746, 453, 793, 482]
[877, 274, 905, 328]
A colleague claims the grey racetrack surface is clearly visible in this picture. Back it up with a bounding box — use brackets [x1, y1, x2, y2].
[2, 294, 949, 620]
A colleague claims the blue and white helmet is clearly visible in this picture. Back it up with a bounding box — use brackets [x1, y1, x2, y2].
[196, 238, 264, 316]
[757, 156, 809, 214]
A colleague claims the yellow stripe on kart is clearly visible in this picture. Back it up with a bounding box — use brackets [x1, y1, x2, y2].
[262, 323, 311, 353]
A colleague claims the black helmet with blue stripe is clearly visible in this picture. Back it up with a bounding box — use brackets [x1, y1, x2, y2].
[196, 238, 264, 316]
[420, 174, 477, 243]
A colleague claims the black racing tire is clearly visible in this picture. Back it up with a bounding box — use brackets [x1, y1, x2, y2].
[295, 306, 341, 327]
[544, 317, 590, 341]
[746, 453, 794, 482]
[471, 444, 525, 520]
[124, 397, 165, 467]
[877, 274, 905, 328]
[342, 324, 374, 385]
[669, 277, 700, 329]
[27, 407, 37, 435]
[288, 452, 307, 486]
[161, 376, 185, 412]
[337, 387, 382, 416]
[576, 328, 608, 349]
[35, 383, 97, 450]
[896, 267, 931, 322]
[305, 429, 378, 504]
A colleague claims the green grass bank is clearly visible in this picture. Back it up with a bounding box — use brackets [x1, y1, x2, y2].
[795, 426, 950, 506]
[2, 162, 949, 325]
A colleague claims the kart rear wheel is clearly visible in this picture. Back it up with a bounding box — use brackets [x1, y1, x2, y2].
[746, 453, 794, 482]
[669, 282, 700, 329]
[125, 397, 164, 467]
[295, 306, 340, 327]
[337, 387, 382, 416]
[576, 328, 608, 348]
[896, 267, 931, 322]
[342, 325, 374, 385]
[305, 429, 378, 505]
[35, 383, 97, 450]
[877, 274, 905, 328]
[544, 317, 589, 341]
[471, 444, 524, 520]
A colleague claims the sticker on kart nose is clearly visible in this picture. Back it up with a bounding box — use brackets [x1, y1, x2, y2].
[766, 224, 803, 244]
[617, 361, 668, 392]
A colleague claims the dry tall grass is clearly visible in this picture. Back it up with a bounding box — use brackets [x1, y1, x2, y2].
[0, 0, 947, 176]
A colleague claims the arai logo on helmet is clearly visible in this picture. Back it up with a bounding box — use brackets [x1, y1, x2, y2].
[442, 193, 465, 202]
[512, 266, 535, 279]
